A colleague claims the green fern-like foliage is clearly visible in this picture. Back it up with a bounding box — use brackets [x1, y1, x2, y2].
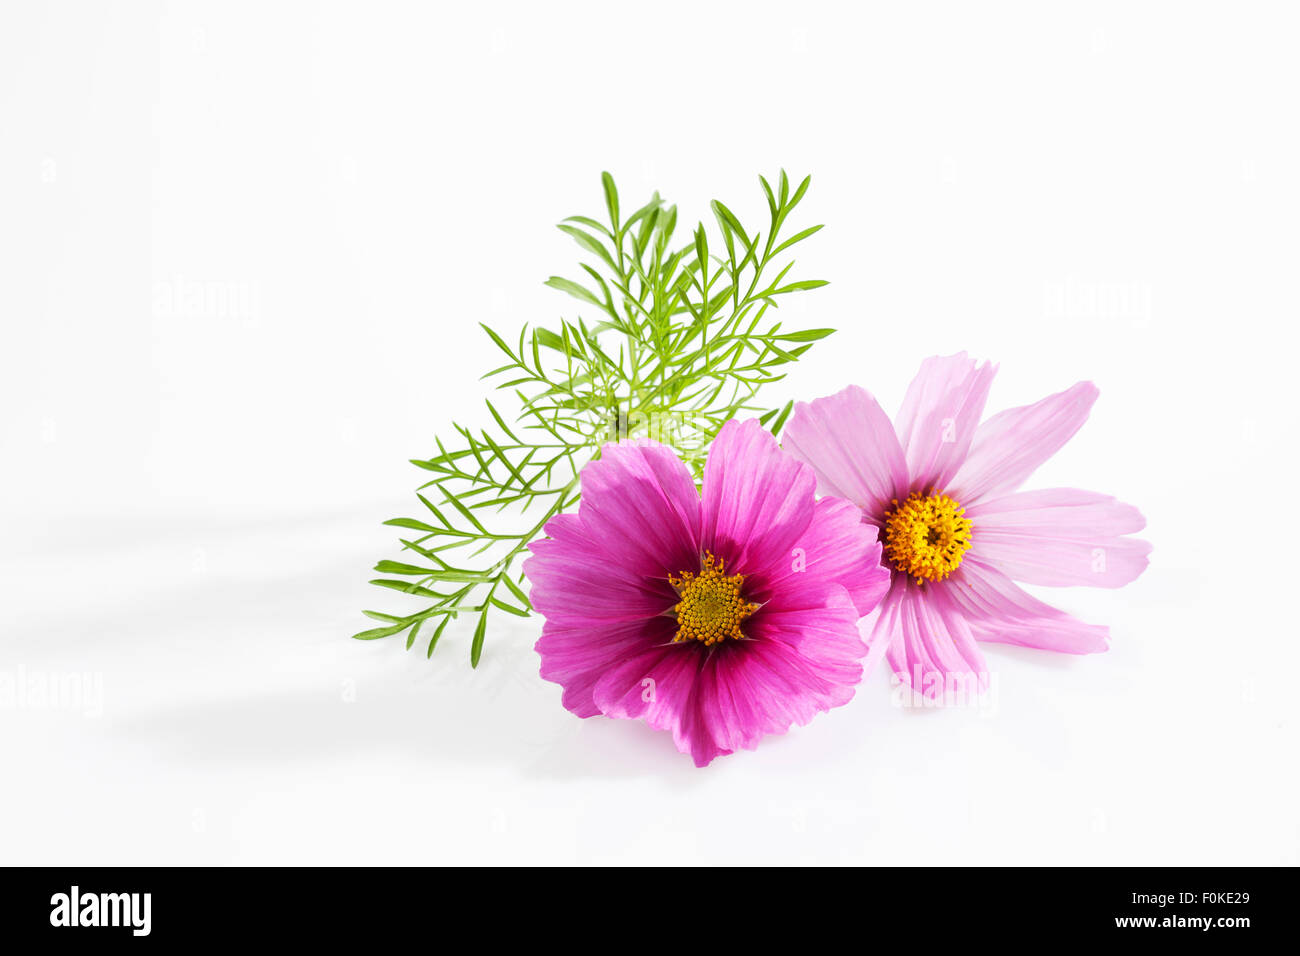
[355, 171, 833, 666]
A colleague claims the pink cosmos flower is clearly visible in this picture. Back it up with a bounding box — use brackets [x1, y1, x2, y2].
[782, 353, 1151, 700]
[525, 418, 891, 766]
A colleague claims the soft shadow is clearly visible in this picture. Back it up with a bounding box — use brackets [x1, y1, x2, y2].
[113, 641, 710, 785]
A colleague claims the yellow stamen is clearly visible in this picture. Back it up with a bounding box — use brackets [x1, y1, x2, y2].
[668, 551, 759, 645]
[882, 491, 973, 585]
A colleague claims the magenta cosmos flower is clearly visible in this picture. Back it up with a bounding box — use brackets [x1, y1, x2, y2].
[524, 418, 890, 766]
[782, 353, 1151, 699]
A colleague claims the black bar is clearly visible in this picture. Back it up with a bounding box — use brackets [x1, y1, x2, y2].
[1, 867, 1286, 944]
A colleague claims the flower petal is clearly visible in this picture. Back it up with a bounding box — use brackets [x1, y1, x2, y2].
[860, 579, 905, 678]
[782, 385, 909, 520]
[946, 557, 1109, 653]
[894, 353, 997, 492]
[701, 418, 816, 579]
[592, 643, 727, 767]
[534, 616, 676, 717]
[949, 381, 1098, 504]
[575, 438, 702, 579]
[696, 584, 865, 756]
[756, 496, 891, 617]
[751, 582, 867, 675]
[884, 580, 988, 700]
[968, 487, 1146, 534]
[699, 635, 855, 754]
[525, 513, 678, 625]
[968, 488, 1151, 587]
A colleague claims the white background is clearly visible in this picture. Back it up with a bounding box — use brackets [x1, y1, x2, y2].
[2, 1, 1296, 865]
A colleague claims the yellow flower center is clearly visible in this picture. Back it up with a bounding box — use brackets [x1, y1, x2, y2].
[882, 491, 973, 584]
[668, 552, 759, 645]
